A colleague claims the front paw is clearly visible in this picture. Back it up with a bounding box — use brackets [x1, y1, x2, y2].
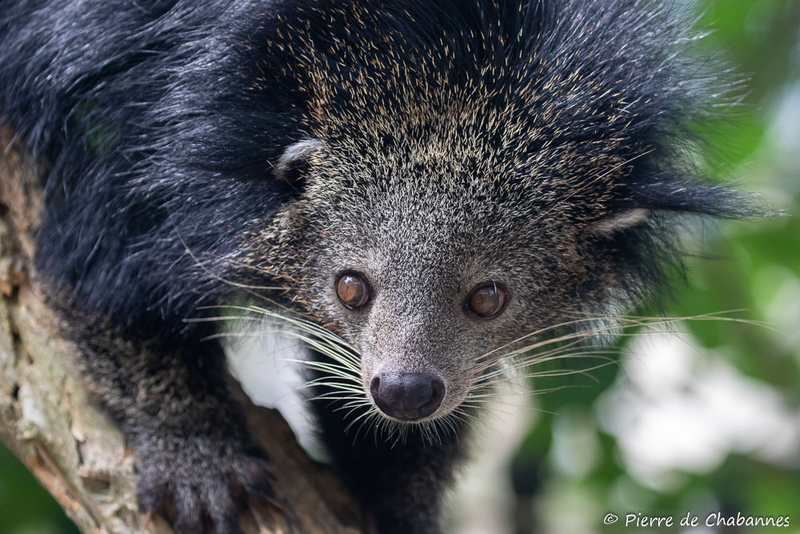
[136, 440, 274, 534]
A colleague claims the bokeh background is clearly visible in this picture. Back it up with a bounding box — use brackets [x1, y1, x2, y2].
[1, 1, 798, 533]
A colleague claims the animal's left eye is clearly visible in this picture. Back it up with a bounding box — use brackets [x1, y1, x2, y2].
[336, 272, 371, 309]
[466, 283, 508, 319]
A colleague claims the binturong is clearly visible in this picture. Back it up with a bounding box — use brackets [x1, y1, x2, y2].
[0, 1, 764, 533]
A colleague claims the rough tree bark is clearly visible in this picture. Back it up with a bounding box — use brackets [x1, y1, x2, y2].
[0, 128, 364, 534]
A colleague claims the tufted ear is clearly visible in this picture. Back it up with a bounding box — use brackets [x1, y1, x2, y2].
[273, 138, 323, 191]
[589, 208, 650, 237]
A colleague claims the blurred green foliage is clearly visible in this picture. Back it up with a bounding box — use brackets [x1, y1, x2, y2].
[0, 445, 79, 534]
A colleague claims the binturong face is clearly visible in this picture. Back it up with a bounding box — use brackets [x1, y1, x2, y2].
[239, 1, 751, 439]
[254, 125, 655, 436]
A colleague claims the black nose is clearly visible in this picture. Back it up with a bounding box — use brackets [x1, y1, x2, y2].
[370, 372, 445, 421]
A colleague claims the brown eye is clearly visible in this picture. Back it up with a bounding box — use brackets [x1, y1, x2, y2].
[336, 273, 371, 309]
[466, 283, 508, 319]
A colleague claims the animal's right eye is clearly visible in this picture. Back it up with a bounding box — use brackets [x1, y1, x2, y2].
[336, 272, 371, 309]
[466, 282, 508, 319]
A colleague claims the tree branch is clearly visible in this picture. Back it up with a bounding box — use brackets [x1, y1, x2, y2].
[0, 127, 363, 534]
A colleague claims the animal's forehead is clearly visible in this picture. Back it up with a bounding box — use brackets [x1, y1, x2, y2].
[307, 134, 607, 233]
[307, 172, 543, 279]
[311, 159, 521, 233]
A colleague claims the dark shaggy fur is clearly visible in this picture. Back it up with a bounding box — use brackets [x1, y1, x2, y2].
[0, 1, 757, 533]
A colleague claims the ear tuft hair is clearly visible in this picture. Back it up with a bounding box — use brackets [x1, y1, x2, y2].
[274, 139, 323, 186]
[590, 209, 650, 237]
